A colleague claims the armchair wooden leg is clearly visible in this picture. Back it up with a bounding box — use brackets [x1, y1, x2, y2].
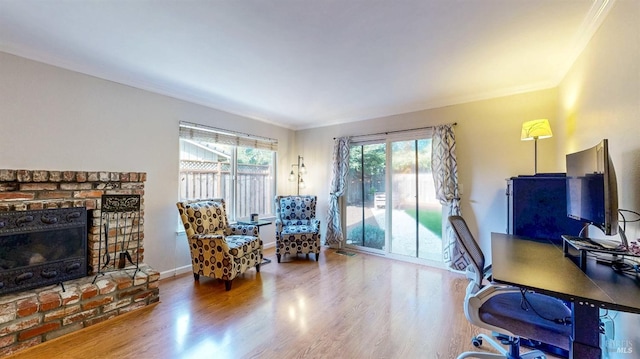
[306, 253, 309, 259]
[224, 280, 232, 291]
[277, 254, 281, 263]
[256, 263, 261, 273]
[193, 273, 200, 281]
[316, 252, 320, 261]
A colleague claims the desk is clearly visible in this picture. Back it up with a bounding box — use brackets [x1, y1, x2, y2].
[491, 233, 640, 359]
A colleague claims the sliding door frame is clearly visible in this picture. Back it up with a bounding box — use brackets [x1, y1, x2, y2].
[343, 128, 444, 268]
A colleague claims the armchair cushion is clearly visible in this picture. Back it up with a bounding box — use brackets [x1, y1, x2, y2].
[281, 223, 318, 235]
[226, 235, 262, 258]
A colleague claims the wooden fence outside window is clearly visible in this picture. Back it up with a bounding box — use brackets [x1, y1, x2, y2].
[179, 161, 273, 218]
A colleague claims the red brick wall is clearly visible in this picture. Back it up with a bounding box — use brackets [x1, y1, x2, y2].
[0, 169, 159, 356]
[0, 169, 146, 270]
[0, 266, 160, 356]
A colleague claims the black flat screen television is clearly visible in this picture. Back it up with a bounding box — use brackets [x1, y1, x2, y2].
[566, 139, 618, 235]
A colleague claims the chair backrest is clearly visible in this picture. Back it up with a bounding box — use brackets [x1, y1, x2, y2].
[448, 215, 485, 286]
[176, 198, 229, 238]
[275, 195, 317, 221]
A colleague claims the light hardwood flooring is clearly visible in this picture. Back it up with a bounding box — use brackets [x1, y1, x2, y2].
[8, 247, 560, 359]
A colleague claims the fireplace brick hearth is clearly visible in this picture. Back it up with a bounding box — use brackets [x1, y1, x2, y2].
[0, 169, 160, 356]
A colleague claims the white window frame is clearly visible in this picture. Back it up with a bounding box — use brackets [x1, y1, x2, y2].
[178, 121, 278, 221]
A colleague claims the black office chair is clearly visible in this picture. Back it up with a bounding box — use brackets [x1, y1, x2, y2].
[448, 215, 572, 359]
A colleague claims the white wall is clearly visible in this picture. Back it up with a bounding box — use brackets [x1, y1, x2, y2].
[558, 0, 639, 356]
[0, 52, 294, 276]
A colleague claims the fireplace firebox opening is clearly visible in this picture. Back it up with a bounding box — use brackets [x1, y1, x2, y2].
[0, 207, 87, 295]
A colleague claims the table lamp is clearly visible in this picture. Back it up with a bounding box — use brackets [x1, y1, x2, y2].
[521, 119, 553, 174]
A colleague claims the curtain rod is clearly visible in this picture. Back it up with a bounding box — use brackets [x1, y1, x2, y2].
[180, 121, 278, 143]
[333, 122, 457, 140]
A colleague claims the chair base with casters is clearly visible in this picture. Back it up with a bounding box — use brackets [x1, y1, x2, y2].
[458, 333, 544, 359]
[459, 284, 571, 359]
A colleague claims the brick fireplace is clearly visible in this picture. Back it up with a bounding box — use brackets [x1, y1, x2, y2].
[0, 169, 159, 356]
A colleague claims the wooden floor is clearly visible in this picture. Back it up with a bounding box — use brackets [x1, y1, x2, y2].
[8, 247, 559, 359]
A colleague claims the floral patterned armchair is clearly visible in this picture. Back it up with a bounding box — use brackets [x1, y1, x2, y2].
[275, 195, 321, 263]
[176, 198, 263, 291]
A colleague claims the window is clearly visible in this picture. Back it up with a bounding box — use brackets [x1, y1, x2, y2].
[179, 122, 277, 221]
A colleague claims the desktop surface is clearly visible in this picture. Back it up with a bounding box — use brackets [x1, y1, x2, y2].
[491, 232, 640, 315]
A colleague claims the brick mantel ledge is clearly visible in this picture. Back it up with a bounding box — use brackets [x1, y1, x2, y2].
[0, 265, 160, 356]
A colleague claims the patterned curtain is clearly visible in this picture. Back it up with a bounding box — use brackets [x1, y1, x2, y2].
[432, 124, 465, 270]
[325, 137, 351, 248]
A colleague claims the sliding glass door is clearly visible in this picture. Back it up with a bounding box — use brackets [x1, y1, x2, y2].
[389, 139, 441, 261]
[345, 135, 442, 263]
[345, 143, 386, 252]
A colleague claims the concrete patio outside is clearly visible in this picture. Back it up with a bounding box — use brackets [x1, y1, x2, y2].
[345, 205, 443, 262]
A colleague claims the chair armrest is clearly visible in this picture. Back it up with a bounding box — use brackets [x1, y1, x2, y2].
[227, 224, 259, 236]
[192, 233, 224, 240]
[311, 218, 320, 230]
[190, 234, 229, 252]
[473, 283, 522, 302]
[275, 219, 283, 233]
[483, 264, 492, 281]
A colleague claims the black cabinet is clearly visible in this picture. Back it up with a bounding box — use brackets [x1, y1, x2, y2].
[507, 174, 583, 244]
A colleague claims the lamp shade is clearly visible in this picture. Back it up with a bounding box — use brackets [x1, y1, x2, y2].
[521, 119, 553, 141]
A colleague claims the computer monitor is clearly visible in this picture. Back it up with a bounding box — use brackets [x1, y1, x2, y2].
[566, 139, 618, 236]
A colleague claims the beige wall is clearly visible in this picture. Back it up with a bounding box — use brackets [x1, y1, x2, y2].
[0, 52, 294, 276]
[558, 0, 639, 232]
[297, 88, 560, 259]
[295, 0, 639, 260]
[558, 0, 640, 355]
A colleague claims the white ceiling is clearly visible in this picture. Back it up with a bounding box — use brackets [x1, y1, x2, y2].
[0, 0, 613, 130]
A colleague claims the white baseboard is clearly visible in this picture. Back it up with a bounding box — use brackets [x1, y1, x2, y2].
[159, 264, 193, 279]
[160, 242, 275, 279]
